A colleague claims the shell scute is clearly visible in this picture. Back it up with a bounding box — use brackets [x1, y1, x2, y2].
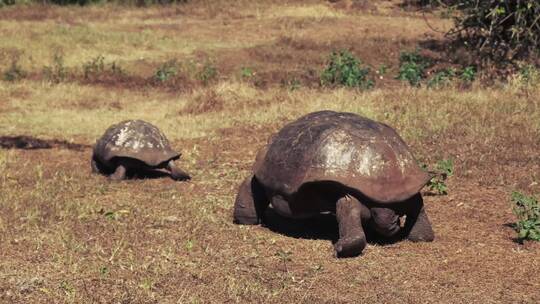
[93, 120, 179, 168]
[254, 111, 430, 204]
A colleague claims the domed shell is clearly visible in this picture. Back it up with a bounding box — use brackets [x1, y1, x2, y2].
[93, 120, 179, 167]
[254, 111, 431, 204]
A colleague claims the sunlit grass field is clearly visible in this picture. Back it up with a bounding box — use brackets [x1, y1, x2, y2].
[1, 1, 539, 303]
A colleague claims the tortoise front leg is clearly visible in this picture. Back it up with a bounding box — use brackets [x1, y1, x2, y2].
[110, 164, 127, 181]
[334, 194, 367, 258]
[402, 194, 434, 242]
[233, 175, 269, 225]
[91, 156, 100, 174]
[167, 160, 191, 181]
[91, 153, 110, 174]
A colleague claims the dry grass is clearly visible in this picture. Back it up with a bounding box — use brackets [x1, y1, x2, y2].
[1, 1, 540, 303]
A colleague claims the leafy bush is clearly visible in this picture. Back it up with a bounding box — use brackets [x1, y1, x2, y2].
[197, 61, 217, 85]
[396, 49, 431, 86]
[320, 50, 374, 89]
[447, 0, 540, 62]
[460, 66, 476, 82]
[83, 55, 105, 79]
[154, 60, 178, 83]
[422, 159, 454, 195]
[82, 55, 126, 82]
[3, 59, 26, 82]
[427, 68, 457, 88]
[240, 67, 254, 79]
[43, 53, 67, 83]
[511, 191, 540, 241]
[517, 64, 540, 86]
[0, 0, 16, 6]
[427, 66, 476, 88]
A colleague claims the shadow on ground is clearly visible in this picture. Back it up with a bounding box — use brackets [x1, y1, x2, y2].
[0, 136, 89, 151]
[262, 207, 405, 246]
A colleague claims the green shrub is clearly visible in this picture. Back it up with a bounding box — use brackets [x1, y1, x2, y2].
[511, 191, 540, 241]
[427, 68, 457, 88]
[447, 0, 540, 62]
[460, 66, 476, 82]
[517, 64, 540, 87]
[281, 77, 301, 91]
[197, 61, 217, 85]
[82, 55, 126, 82]
[0, 0, 16, 6]
[3, 59, 26, 82]
[422, 159, 454, 195]
[154, 60, 178, 83]
[240, 67, 254, 79]
[427, 66, 476, 88]
[396, 49, 431, 87]
[43, 53, 67, 83]
[320, 50, 374, 89]
[83, 55, 105, 79]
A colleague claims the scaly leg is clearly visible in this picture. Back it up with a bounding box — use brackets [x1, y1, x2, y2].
[233, 175, 269, 225]
[167, 160, 191, 181]
[334, 194, 367, 258]
[402, 194, 434, 242]
[110, 164, 127, 181]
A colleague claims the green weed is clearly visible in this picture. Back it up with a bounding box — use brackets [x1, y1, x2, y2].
[377, 64, 388, 76]
[240, 67, 254, 79]
[511, 191, 540, 242]
[83, 55, 126, 82]
[423, 159, 453, 195]
[427, 68, 457, 88]
[0, 0, 16, 6]
[3, 58, 26, 82]
[43, 53, 67, 83]
[197, 61, 218, 85]
[154, 60, 178, 83]
[320, 50, 374, 89]
[281, 77, 301, 91]
[460, 66, 476, 83]
[82, 55, 105, 79]
[396, 49, 431, 87]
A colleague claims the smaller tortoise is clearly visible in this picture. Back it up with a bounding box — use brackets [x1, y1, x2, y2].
[233, 111, 434, 258]
[92, 120, 190, 181]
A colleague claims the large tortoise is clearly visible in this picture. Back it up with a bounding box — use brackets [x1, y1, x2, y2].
[92, 120, 190, 181]
[233, 111, 434, 257]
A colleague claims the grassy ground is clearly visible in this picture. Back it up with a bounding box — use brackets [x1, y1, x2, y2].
[1, 1, 540, 303]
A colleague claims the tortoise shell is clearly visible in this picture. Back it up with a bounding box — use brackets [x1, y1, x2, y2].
[93, 120, 179, 168]
[253, 111, 430, 204]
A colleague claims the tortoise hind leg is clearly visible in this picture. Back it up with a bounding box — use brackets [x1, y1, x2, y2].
[402, 194, 434, 242]
[110, 164, 127, 181]
[233, 175, 269, 225]
[167, 160, 191, 181]
[334, 195, 367, 258]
